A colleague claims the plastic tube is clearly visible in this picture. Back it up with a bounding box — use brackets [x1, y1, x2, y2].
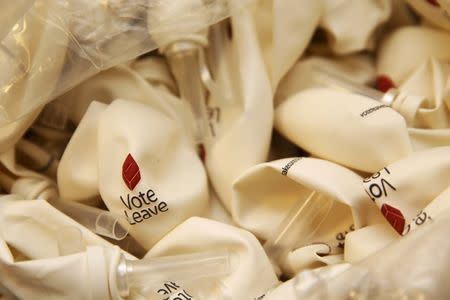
[0, 170, 129, 241]
[166, 41, 210, 145]
[115, 250, 231, 297]
[311, 65, 399, 106]
[36, 100, 70, 130]
[264, 191, 334, 264]
[106, 234, 148, 259]
[52, 201, 129, 241]
[205, 21, 234, 105]
[16, 139, 59, 178]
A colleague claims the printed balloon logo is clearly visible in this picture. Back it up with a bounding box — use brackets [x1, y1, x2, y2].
[381, 203, 405, 235]
[120, 154, 170, 225]
[122, 154, 141, 190]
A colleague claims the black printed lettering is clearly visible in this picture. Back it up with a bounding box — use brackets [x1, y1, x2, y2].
[149, 205, 159, 216]
[380, 178, 396, 196]
[131, 196, 143, 208]
[360, 104, 389, 117]
[139, 191, 150, 205]
[147, 189, 158, 202]
[141, 208, 151, 219]
[372, 172, 381, 179]
[281, 158, 301, 176]
[164, 282, 179, 294]
[132, 211, 143, 223]
[159, 201, 169, 212]
[335, 224, 355, 248]
[120, 188, 170, 225]
[369, 183, 383, 198]
[363, 167, 397, 201]
[156, 282, 191, 300]
[415, 211, 427, 225]
[124, 210, 136, 225]
[120, 195, 132, 210]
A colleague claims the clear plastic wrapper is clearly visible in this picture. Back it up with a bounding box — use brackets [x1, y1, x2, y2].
[0, 0, 253, 126]
[52, 200, 130, 241]
[167, 41, 210, 145]
[293, 270, 329, 300]
[0, 0, 35, 42]
[16, 139, 59, 178]
[0, 170, 129, 241]
[114, 250, 231, 298]
[328, 266, 430, 300]
[264, 191, 334, 269]
[311, 65, 399, 106]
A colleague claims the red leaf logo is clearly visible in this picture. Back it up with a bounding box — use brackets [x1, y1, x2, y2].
[122, 154, 141, 190]
[375, 75, 396, 93]
[381, 204, 405, 235]
[427, 0, 439, 7]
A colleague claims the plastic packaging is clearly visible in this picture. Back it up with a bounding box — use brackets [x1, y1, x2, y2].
[327, 266, 430, 300]
[107, 234, 148, 259]
[264, 191, 334, 266]
[311, 65, 399, 106]
[0, 0, 34, 42]
[52, 200, 129, 241]
[0, 0, 253, 126]
[207, 21, 234, 105]
[16, 139, 59, 178]
[114, 250, 231, 298]
[0, 170, 129, 241]
[36, 100, 71, 131]
[167, 42, 210, 145]
[293, 270, 328, 300]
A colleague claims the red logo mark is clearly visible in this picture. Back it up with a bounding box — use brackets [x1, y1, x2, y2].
[426, 0, 440, 7]
[122, 154, 141, 190]
[381, 204, 405, 234]
[375, 75, 396, 93]
[197, 143, 206, 162]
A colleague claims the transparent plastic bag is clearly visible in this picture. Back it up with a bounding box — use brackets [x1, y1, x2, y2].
[0, 0, 252, 126]
[0, 0, 35, 42]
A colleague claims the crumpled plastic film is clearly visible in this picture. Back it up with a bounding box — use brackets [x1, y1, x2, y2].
[0, 0, 35, 43]
[0, 0, 253, 126]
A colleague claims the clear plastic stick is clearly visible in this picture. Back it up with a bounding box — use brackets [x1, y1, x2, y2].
[166, 41, 210, 145]
[16, 139, 59, 178]
[115, 250, 231, 297]
[205, 21, 234, 105]
[264, 191, 334, 263]
[106, 234, 148, 259]
[311, 65, 399, 106]
[52, 201, 129, 241]
[0, 170, 129, 241]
